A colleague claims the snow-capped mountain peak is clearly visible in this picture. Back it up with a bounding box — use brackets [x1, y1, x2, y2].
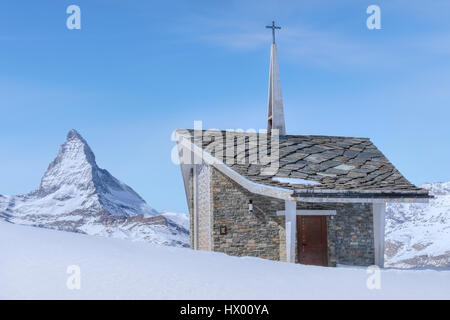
[38, 129, 97, 196]
[26, 129, 158, 217]
[0, 130, 188, 247]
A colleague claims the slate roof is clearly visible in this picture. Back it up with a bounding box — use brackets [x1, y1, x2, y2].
[178, 129, 430, 199]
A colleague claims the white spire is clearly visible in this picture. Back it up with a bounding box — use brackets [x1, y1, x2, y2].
[266, 41, 286, 135]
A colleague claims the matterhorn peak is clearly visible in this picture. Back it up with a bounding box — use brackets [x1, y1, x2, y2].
[29, 129, 159, 216]
[0, 130, 188, 247]
[37, 129, 97, 195]
[67, 129, 87, 143]
[62, 129, 97, 166]
[67, 128, 81, 138]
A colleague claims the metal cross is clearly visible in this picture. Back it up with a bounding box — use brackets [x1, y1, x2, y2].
[265, 21, 281, 44]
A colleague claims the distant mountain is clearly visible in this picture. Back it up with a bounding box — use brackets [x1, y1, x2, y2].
[386, 182, 450, 268]
[0, 129, 189, 247]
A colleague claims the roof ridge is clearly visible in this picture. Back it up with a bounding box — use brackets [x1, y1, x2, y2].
[176, 129, 370, 140]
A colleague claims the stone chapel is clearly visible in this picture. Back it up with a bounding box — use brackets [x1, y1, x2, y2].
[175, 22, 430, 267]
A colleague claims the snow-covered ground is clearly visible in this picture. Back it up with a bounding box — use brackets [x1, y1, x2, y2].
[1, 221, 449, 300]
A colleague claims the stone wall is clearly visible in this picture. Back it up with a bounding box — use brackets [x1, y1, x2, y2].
[195, 167, 375, 266]
[332, 203, 374, 266]
[211, 167, 286, 261]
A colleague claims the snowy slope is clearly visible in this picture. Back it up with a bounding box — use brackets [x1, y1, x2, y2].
[161, 210, 190, 230]
[0, 130, 189, 247]
[1, 221, 450, 300]
[386, 182, 450, 268]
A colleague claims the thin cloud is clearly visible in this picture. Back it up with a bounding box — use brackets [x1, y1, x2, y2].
[201, 32, 269, 50]
[176, 17, 450, 72]
[185, 22, 391, 70]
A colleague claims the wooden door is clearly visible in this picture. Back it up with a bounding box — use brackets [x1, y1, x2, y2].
[297, 216, 328, 266]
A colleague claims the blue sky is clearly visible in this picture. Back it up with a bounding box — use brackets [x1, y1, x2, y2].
[1, 1, 450, 213]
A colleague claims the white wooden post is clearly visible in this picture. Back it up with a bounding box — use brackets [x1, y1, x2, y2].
[285, 200, 297, 263]
[372, 203, 386, 267]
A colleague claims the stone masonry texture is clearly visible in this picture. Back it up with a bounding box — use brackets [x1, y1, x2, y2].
[207, 167, 375, 266]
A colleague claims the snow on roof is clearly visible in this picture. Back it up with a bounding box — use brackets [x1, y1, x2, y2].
[272, 177, 321, 186]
